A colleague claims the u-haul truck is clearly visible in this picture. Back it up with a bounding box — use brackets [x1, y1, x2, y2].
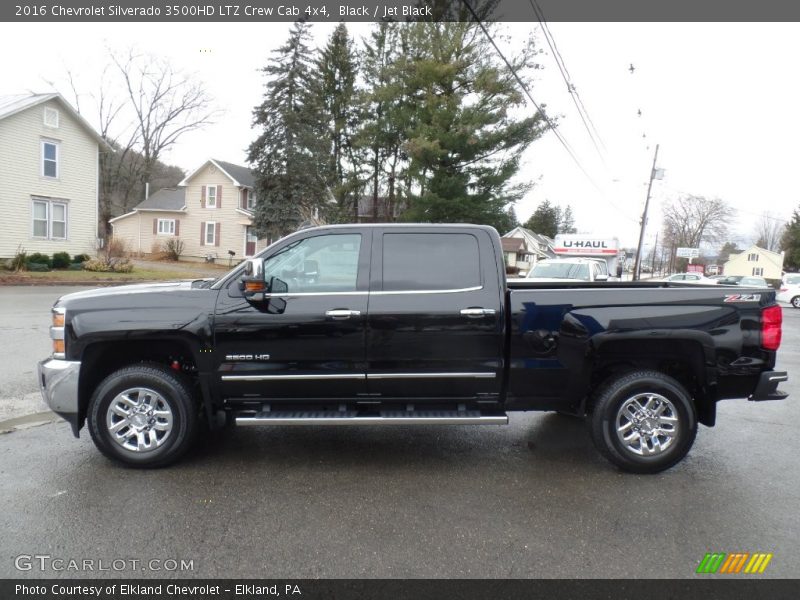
[552, 235, 624, 280]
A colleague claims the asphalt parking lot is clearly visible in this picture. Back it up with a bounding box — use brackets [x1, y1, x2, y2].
[0, 285, 798, 578]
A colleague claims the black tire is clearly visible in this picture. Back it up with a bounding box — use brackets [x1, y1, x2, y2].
[589, 370, 697, 474]
[87, 363, 198, 468]
[791, 296, 800, 309]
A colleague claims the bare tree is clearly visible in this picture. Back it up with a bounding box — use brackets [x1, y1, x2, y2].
[111, 49, 220, 182]
[662, 195, 734, 249]
[55, 49, 220, 235]
[753, 211, 784, 252]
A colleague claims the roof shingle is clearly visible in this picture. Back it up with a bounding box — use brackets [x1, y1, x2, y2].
[134, 187, 186, 211]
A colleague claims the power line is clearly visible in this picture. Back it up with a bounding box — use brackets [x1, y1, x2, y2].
[460, 0, 638, 222]
[528, 0, 608, 160]
[459, 2, 595, 188]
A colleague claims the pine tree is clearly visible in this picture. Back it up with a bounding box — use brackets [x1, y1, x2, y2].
[524, 200, 560, 238]
[355, 23, 406, 222]
[399, 21, 546, 231]
[247, 21, 328, 238]
[718, 241, 740, 262]
[781, 209, 800, 270]
[317, 24, 360, 220]
[559, 205, 577, 234]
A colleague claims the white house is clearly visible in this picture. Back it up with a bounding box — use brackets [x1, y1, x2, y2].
[723, 245, 784, 280]
[111, 158, 270, 262]
[0, 93, 105, 259]
[502, 226, 555, 275]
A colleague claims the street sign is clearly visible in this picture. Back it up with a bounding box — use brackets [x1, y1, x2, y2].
[676, 247, 700, 258]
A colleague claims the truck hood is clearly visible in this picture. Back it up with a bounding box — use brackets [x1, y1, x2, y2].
[56, 280, 208, 304]
[54, 280, 220, 362]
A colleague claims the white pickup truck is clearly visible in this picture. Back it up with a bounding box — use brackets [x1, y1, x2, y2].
[523, 257, 610, 282]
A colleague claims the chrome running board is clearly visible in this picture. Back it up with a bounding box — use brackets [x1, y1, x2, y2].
[235, 409, 508, 426]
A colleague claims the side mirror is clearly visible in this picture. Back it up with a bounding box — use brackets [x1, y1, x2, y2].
[241, 258, 289, 313]
[242, 258, 266, 300]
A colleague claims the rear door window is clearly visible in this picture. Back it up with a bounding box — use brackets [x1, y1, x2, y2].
[381, 233, 480, 291]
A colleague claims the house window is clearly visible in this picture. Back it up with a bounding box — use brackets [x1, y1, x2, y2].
[747, 253, 759, 261]
[157, 219, 176, 235]
[32, 198, 67, 240]
[207, 186, 217, 208]
[247, 189, 256, 210]
[44, 107, 59, 128]
[205, 221, 216, 245]
[42, 140, 59, 178]
[753, 267, 764, 276]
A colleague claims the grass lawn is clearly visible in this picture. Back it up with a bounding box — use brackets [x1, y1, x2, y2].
[0, 268, 204, 284]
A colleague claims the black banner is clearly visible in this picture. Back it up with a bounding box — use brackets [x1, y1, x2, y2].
[3, 0, 800, 23]
[3, 579, 800, 600]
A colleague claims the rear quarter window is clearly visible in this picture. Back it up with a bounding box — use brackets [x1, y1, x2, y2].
[382, 233, 481, 291]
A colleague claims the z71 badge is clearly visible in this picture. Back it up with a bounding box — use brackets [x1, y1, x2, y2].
[724, 294, 761, 303]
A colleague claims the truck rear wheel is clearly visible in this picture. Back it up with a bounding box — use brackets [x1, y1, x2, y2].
[589, 370, 697, 474]
[87, 363, 198, 468]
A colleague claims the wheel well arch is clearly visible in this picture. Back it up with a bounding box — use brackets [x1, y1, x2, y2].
[589, 337, 717, 427]
[77, 339, 206, 433]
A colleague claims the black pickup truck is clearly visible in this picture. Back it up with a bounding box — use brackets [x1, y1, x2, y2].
[38, 224, 788, 473]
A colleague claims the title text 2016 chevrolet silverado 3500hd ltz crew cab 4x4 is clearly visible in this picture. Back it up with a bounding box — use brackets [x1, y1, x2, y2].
[37, 225, 788, 473]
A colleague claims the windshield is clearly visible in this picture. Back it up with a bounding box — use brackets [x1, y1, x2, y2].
[785, 274, 800, 285]
[529, 262, 590, 281]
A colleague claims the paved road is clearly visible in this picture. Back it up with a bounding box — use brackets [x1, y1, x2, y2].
[0, 286, 90, 420]
[0, 287, 797, 578]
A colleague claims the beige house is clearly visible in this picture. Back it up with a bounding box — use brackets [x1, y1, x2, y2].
[111, 158, 269, 262]
[0, 93, 104, 259]
[723, 245, 784, 280]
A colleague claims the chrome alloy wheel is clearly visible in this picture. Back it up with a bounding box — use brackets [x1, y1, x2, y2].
[615, 393, 679, 457]
[105, 388, 174, 453]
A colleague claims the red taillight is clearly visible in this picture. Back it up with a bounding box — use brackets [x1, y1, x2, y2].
[780, 287, 788, 293]
[762, 305, 782, 351]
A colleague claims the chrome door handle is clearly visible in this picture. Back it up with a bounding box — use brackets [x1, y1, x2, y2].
[325, 309, 361, 320]
[460, 308, 496, 318]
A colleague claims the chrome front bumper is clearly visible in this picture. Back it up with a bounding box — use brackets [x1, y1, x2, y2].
[37, 358, 80, 417]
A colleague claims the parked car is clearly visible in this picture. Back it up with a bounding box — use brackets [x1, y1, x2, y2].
[662, 273, 716, 284]
[37, 224, 788, 473]
[777, 282, 800, 308]
[524, 257, 608, 282]
[783, 273, 800, 286]
[716, 275, 745, 285]
[738, 276, 769, 287]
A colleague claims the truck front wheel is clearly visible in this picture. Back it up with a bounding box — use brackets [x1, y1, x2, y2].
[590, 370, 697, 474]
[87, 363, 198, 468]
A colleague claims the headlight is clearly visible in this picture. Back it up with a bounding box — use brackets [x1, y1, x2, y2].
[51, 307, 66, 359]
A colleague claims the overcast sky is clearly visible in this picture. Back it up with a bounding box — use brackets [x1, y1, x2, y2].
[3, 21, 798, 249]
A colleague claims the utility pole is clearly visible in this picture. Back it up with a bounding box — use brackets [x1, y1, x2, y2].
[633, 144, 659, 281]
[650, 230, 659, 275]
